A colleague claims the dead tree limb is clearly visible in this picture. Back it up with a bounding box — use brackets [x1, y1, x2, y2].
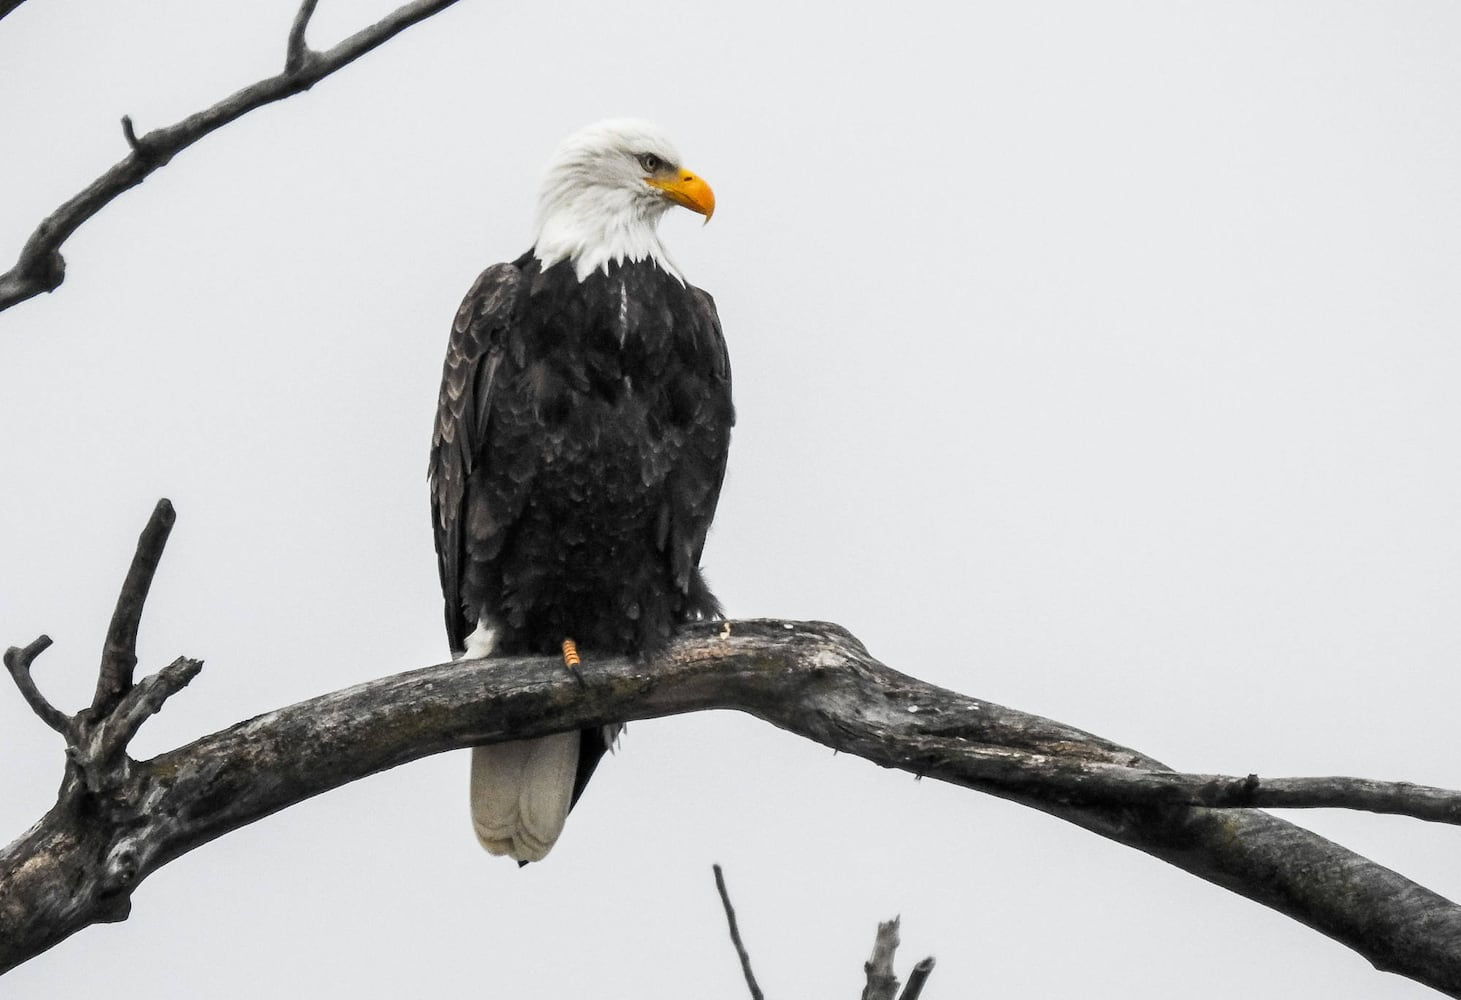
[0, 0, 462, 314]
[899, 958, 936, 1000]
[861, 918, 903, 1000]
[861, 918, 935, 1000]
[713, 865, 766, 1000]
[5, 504, 1461, 994]
[3, 636, 67, 736]
[91, 499, 175, 718]
[712, 866, 934, 1000]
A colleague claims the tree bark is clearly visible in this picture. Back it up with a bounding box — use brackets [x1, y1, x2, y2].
[5, 615, 1461, 991]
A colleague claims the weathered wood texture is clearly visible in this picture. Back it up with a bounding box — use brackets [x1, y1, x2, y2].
[4, 618, 1461, 991]
[861, 918, 904, 1000]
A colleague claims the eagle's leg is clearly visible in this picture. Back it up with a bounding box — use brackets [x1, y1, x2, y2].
[561, 637, 587, 689]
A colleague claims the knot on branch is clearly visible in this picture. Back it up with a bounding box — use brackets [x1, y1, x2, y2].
[31, 249, 65, 291]
[117, 116, 179, 171]
[0, 247, 67, 311]
[101, 834, 152, 897]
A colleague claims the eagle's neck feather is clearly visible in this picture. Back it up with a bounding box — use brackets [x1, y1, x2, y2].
[532, 182, 684, 284]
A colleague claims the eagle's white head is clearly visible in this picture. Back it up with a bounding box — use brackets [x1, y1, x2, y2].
[532, 119, 715, 283]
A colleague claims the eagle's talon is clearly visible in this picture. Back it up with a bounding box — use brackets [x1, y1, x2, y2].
[561, 638, 587, 690]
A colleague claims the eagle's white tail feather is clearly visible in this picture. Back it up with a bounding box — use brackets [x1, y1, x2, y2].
[470, 733, 580, 862]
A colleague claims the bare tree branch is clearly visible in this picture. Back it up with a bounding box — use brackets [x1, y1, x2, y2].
[5, 623, 1460, 991]
[77, 655, 203, 786]
[861, 918, 901, 1000]
[911, 754, 1461, 827]
[0, 0, 462, 314]
[92, 498, 175, 718]
[898, 958, 935, 1000]
[5, 507, 1461, 993]
[3, 635, 69, 737]
[119, 115, 144, 155]
[285, 0, 321, 74]
[1077, 771, 1461, 824]
[713, 865, 765, 1000]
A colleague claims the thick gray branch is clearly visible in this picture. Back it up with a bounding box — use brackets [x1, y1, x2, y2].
[0, 0, 461, 313]
[4, 621, 1461, 991]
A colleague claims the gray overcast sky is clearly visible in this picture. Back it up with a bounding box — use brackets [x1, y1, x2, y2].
[2, 1, 1459, 997]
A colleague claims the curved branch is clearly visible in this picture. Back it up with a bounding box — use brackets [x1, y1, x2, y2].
[3, 635, 68, 736]
[285, 0, 321, 74]
[3, 620, 1461, 990]
[0, 0, 462, 314]
[3, 508, 1460, 991]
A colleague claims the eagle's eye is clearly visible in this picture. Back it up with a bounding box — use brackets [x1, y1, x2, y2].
[637, 153, 663, 173]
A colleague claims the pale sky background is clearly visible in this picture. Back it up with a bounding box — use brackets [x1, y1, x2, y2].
[2, 2, 1459, 997]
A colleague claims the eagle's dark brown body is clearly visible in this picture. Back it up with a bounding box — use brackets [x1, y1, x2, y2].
[429, 251, 733, 808]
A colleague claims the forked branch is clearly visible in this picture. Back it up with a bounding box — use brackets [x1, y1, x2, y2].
[2, 501, 202, 794]
[710, 867, 934, 1000]
[0, 0, 462, 313]
[859, 917, 937, 1000]
[5, 503, 1461, 995]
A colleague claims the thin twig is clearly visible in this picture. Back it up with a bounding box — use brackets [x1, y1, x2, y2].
[862, 918, 901, 1000]
[897, 958, 935, 1000]
[284, 0, 320, 73]
[927, 748, 1461, 826]
[120, 116, 143, 155]
[0, 0, 462, 313]
[103, 656, 203, 754]
[713, 865, 765, 1000]
[1227, 775, 1461, 821]
[3, 635, 71, 737]
[71, 656, 203, 793]
[92, 499, 176, 718]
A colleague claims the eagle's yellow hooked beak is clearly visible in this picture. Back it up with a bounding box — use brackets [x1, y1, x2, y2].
[647, 168, 715, 221]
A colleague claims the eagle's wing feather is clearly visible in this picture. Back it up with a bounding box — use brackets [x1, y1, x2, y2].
[667, 285, 734, 616]
[429, 262, 524, 652]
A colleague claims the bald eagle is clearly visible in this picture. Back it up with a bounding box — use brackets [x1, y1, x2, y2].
[429, 120, 733, 862]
